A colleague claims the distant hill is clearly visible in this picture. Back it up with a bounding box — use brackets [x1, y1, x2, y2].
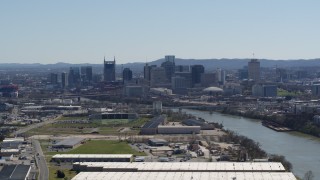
[1, 58, 320, 73]
[123, 58, 320, 72]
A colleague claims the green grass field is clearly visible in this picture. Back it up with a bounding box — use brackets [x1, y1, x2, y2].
[26, 117, 150, 136]
[100, 119, 130, 125]
[277, 89, 301, 97]
[126, 118, 149, 127]
[41, 140, 146, 179]
[49, 166, 77, 180]
[56, 116, 88, 121]
[67, 140, 146, 155]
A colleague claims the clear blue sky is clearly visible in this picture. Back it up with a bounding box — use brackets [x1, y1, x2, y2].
[1, 0, 319, 64]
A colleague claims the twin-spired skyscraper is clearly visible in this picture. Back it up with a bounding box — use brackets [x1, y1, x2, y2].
[103, 57, 116, 82]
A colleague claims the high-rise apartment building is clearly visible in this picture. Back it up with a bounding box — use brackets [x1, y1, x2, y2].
[248, 59, 260, 82]
[104, 57, 116, 82]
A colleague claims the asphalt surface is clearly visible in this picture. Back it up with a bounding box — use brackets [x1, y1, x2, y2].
[33, 139, 49, 180]
[12, 115, 61, 136]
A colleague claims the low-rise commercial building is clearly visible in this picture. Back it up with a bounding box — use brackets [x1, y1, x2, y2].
[148, 139, 168, 146]
[0, 149, 20, 156]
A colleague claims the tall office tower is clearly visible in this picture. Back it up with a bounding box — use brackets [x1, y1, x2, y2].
[191, 65, 205, 87]
[175, 65, 190, 72]
[144, 63, 151, 81]
[150, 67, 167, 87]
[104, 57, 116, 82]
[81, 66, 93, 83]
[122, 68, 133, 83]
[312, 84, 320, 96]
[144, 63, 156, 84]
[216, 68, 226, 85]
[248, 59, 260, 82]
[68, 67, 81, 86]
[238, 67, 248, 80]
[61, 72, 68, 88]
[48, 73, 58, 84]
[161, 55, 176, 82]
[165, 55, 175, 62]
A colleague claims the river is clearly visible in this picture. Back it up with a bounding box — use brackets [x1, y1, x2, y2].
[181, 109, 320, 178]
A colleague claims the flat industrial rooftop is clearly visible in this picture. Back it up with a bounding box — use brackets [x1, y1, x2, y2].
[74, 162, 286, 172]
[53, 154, 133, 159]
[53, 137, 84, 147]
[72, 172, 296, 180]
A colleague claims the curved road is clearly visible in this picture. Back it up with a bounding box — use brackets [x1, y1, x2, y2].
[12, 115, 62, 136]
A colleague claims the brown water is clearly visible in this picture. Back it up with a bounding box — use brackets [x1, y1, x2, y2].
[182, 109, 320, 178]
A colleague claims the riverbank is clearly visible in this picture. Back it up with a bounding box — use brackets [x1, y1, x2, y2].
[185, 106, 320, 138]
[180, 108, 320, 179]
[262, 121, 293, 132]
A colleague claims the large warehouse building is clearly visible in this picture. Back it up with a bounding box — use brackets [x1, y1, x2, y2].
[140, 115, 166, 135]
[182, 119, 215, 130]
[141, 116, 202, 135]
[0, 164, 31, 180]
[52, 137, 85, 149]
[72, 172, 296, 180]
[73, 162, 287, 172]
[71, 162, 296, 180]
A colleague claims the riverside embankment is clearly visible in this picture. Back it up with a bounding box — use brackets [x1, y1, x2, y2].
[182, 108, 320, 179]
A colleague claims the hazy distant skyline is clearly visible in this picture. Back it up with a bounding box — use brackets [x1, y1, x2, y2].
[1, 1, 319, 64]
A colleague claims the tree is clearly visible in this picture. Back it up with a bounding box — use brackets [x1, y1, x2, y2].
[269, 154, 292, 172]
[56, 170, 65, 178]
[303, 171, 314, 180]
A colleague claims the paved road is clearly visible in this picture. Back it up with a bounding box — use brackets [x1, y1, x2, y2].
[33, 139, 49, 180]
[12, 115, 62, 136]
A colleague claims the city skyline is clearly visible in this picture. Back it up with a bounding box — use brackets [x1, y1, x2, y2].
[1, 1, 320, 64]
